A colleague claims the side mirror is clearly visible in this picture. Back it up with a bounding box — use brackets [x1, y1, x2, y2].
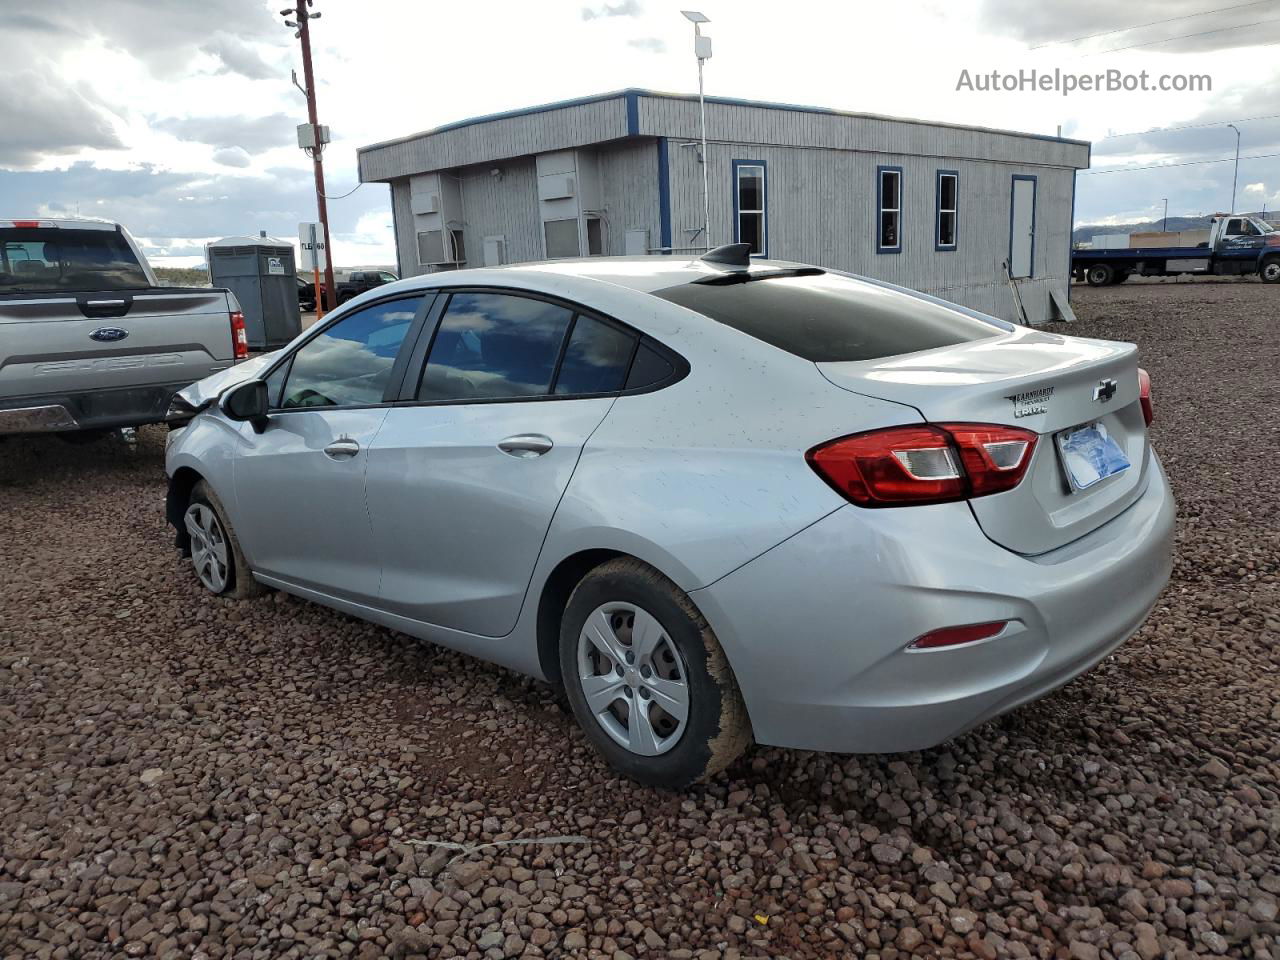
[223, 380, 270, 434]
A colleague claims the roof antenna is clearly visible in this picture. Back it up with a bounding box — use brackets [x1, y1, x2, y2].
[701, 242, 752, 267]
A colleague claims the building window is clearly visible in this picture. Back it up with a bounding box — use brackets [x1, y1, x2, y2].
[733, 160, 767, 257]
[877, 165, 902, 254]
[936, 170, 958, 251]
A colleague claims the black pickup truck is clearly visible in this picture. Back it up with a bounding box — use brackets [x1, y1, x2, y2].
[335, 270, 398, 304]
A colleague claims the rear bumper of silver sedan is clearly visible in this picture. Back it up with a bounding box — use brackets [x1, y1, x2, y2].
[691, 455, 1176, 754]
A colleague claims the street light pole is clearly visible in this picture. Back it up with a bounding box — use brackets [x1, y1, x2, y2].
[683, 11, 712, 252]
[1227, 123, 1241, 214]
[284, 3, 337, 312]
[1161, 198, 1167, 232]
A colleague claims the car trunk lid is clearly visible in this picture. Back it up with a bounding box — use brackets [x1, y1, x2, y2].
[817, 327, 1151, 555]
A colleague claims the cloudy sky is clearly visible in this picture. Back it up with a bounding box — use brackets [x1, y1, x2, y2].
[3, 0, 1278, 267]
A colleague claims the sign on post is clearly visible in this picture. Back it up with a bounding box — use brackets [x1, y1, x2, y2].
[299, 222, 327, 271]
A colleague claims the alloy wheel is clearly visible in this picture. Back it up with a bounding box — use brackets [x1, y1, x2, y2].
[184, 503, 229, 593]
[576, 602, 690, 756]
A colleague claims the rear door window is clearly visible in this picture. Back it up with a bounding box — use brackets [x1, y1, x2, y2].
[553, 315, 636, 396]
[417, 292, 574, 401]
[0, 227, 149, 293]
[653, 272, 1002, 363]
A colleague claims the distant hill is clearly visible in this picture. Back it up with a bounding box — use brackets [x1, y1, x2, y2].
[1073, 211, 1275, 245]
[153, 266, 210, 287]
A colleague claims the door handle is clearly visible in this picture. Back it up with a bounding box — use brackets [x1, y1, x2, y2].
[498, 434, 553, 458]
[323, 438, 361, 460]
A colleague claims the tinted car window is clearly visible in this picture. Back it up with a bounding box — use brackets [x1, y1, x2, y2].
[653, 273, 1002, 363]
[553, 316, 635, 396]
[280, 297, 419, 408]
[625, 341, 676, 390]
[0, 227, 149, 292]
[418, 292, 573, 401]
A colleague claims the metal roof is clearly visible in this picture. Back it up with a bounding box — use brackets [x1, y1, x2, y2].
[360, 87, 1088, 154]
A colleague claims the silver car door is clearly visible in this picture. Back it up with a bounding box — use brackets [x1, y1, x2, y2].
[365, 290, 638, 637]
[231, 294, 427, 603]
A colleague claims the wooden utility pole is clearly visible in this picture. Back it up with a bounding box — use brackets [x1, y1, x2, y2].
[286, 2, 337, 312]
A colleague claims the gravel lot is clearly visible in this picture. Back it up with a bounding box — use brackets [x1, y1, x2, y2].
[2, 279, 1277, 960]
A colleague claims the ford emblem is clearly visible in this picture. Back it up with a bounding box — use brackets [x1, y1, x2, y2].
[90, 327, 129, 343]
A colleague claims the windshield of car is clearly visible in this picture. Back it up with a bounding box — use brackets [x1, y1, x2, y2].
[0, 227, 150, 292]
[653, 271, 1005, 363]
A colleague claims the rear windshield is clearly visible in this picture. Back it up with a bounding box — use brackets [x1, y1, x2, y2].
[653, 272, 1003, 362]
[0, 227, 149, 293]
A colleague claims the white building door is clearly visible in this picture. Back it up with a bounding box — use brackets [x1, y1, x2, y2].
[1010, 176, 1036, 278]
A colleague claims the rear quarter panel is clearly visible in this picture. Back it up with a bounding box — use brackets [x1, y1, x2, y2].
[533, 297, 926, 594]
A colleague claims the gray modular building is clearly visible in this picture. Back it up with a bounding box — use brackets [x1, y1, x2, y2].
[357, 89, 1090, 325]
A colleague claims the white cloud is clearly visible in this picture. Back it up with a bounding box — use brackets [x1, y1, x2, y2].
[581, 0, 641, 20]
[212, 146, 253, 168]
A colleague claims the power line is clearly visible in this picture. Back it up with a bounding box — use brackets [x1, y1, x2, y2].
[1079, 150, 1280, 174]
[321, 182, 364, 200]
[1101, 112, 1280, 139]
[1083, 15, 1280, 55]
[1031, 0, 1275, 49]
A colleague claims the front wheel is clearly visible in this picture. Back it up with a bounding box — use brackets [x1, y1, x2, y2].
[559, 558, 752, 788]
[183, 481, 265, 599]
[1260, 259, 1280, 284]
[1085, 264, 1115, 286]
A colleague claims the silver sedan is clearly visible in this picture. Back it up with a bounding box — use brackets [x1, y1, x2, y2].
[164, 248, 1174, 788]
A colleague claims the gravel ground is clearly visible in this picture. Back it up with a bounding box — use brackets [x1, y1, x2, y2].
[2, 279, 1277, 960]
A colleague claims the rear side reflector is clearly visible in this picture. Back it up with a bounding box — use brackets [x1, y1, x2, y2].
[807, 422, 1038, 507]
[908, 620, 1008, 651]
[1137, 367, 1153, 426]
[230, 310, 249, 360]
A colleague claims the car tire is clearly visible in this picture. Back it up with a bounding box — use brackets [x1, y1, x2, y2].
[184, 481, 266, 600]
[1260, 258, 1280, 284]
[1086, 264, 1114, 286]
[559, 557, 752, 788]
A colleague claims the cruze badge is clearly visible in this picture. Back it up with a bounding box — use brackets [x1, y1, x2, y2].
[1093, 378, 1118, 403]
[1007, 386, 1053, 418]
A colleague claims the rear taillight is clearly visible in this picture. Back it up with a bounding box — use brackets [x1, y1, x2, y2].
[908, 620, 1009, 651]
[1138, 367, 1153, 426]
[230, 310, 249, 360]
[807, 422, 1038, 507]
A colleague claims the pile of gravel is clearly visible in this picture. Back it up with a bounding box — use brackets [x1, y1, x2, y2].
[1, 280, 1276, 959]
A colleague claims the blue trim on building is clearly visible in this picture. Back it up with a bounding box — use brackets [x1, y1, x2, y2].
[357, 87, 1090, 159]
[934, 169, 958, 252]
[657, 138, 672, 254]
[731, 159, 768, 258]
[624, 90, 640, 136]
[876, 165, 903, 255]
[1009, 174, 1038, 279]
